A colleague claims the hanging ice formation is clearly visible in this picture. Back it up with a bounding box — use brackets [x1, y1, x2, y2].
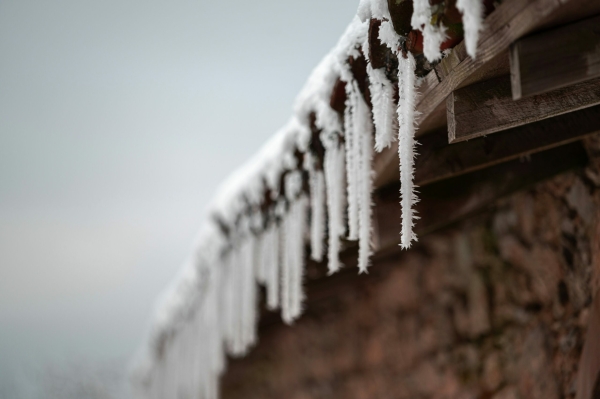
[307, 153, 326, 263]
[342, 79, 375, 273]
[457, 0, 484, 58]
[396, 52, 420, 249]
[322, 133, 346, 274]
[132, 1, 486, 397]
[411, 0, 447, 62]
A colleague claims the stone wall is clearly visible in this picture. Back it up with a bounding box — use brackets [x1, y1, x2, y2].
[220, 137, 600, 399]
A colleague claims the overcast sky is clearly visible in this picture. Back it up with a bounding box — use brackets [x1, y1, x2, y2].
[0, 0, 357, 396]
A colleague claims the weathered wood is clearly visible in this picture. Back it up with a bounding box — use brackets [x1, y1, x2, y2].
[377, 105, 600, 187]
[373, 0, 600, 187]
[447, 75, 600, 143]
[510, 14, 600, 100]
[374, 142, 588, 254]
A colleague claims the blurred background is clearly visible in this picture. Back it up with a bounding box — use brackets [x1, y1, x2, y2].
[0, 1, 357, 397]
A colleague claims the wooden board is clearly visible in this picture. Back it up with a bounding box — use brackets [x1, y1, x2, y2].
[418, 105, 600, 185]
[373, 142, 588, 254]
[447, 75, 600, 143]
[376, 105, 600, 187]
[373, 0, 600, 188]
[510, 14, 600, 100]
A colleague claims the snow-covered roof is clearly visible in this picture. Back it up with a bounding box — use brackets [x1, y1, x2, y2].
[131, 0, 487, 397]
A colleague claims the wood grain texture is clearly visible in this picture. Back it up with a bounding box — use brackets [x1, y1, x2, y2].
[373, 141, 588, 254]
[417, 105, 600, 185]
[376, 105, 600, 187]
[447, 75, 600, 143]
[373, 0, 600, 187]
[510, 14, 600, 100]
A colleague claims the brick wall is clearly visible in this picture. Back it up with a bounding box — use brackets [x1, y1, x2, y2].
[220, 137, 600, 399]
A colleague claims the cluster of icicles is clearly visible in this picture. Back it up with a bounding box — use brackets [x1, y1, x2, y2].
[132, 0, 483, 397]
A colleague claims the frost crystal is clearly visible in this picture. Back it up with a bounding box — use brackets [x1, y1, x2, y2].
[397, 52, 420, 249]
[281, 194, 308, 324]
[411, 0, 447, 62]
[457, 0, 484, 58]
[309, 168, 326, 262]
[323, 135, 346, 274]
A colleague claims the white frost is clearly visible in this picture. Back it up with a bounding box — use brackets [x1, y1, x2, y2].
[397, 52, 420, 249]
[411, 0, 447, 62]
[368, 65, 396, 152]
[457, 0, 484, 58]
[281, 194, 308, 324]
[354, 88, 374, 273]
[344, 81, 360, 241]
[323, 134, 346, 274]
[309, 168, 326, 262]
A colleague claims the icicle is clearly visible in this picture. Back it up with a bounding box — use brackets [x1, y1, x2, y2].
[352, 88, 374, 273]
[344, 84, 359, 241]
[240, 235, 257, 351]
[221, 253, 235, 356]
[227, 245, 245, 356]
[411, 0, 447, 62]
[368, 65, 396, 152]
[342, 78, 375, 271]
[205, 266, 225, 380]
[309, 169, 326, 262]
[397, 52, 420, 249]
[323, 136, 346, 274]
[254, 233, 265, 285]
[281, 191, 308, 324]
[363, 34, 395, 153]
[265, 222, 280, 310]
[280, 210, 292, 324]
[456, 0, 483, 58]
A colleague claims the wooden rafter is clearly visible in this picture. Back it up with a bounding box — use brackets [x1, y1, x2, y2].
[510, 14, 600, 100]
[373, 0, 600, 188]
[447, 75, 600, 143]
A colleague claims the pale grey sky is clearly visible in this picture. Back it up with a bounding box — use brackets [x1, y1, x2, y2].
[0, 0, 357, 396]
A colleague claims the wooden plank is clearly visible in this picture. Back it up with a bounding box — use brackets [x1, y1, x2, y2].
[447, 75, 600, 143]
[377, 104, 600, 187]
[418, 105, 600, 185]
[373, 142, 589, 254]
[373, 0, 600, 187]
[510, 14, 600, 100]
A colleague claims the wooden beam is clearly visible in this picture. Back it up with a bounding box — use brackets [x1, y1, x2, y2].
[418, 105, 600, 185]
[376, 105, 600, 187]
[447, 75, 600, 143]
[510, 14, 600, 100]
[373, 142, 588, 254]
[373, 0, 600, 188]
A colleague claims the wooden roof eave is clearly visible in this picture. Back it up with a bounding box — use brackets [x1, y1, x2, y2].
[373, 0, 600, 189]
